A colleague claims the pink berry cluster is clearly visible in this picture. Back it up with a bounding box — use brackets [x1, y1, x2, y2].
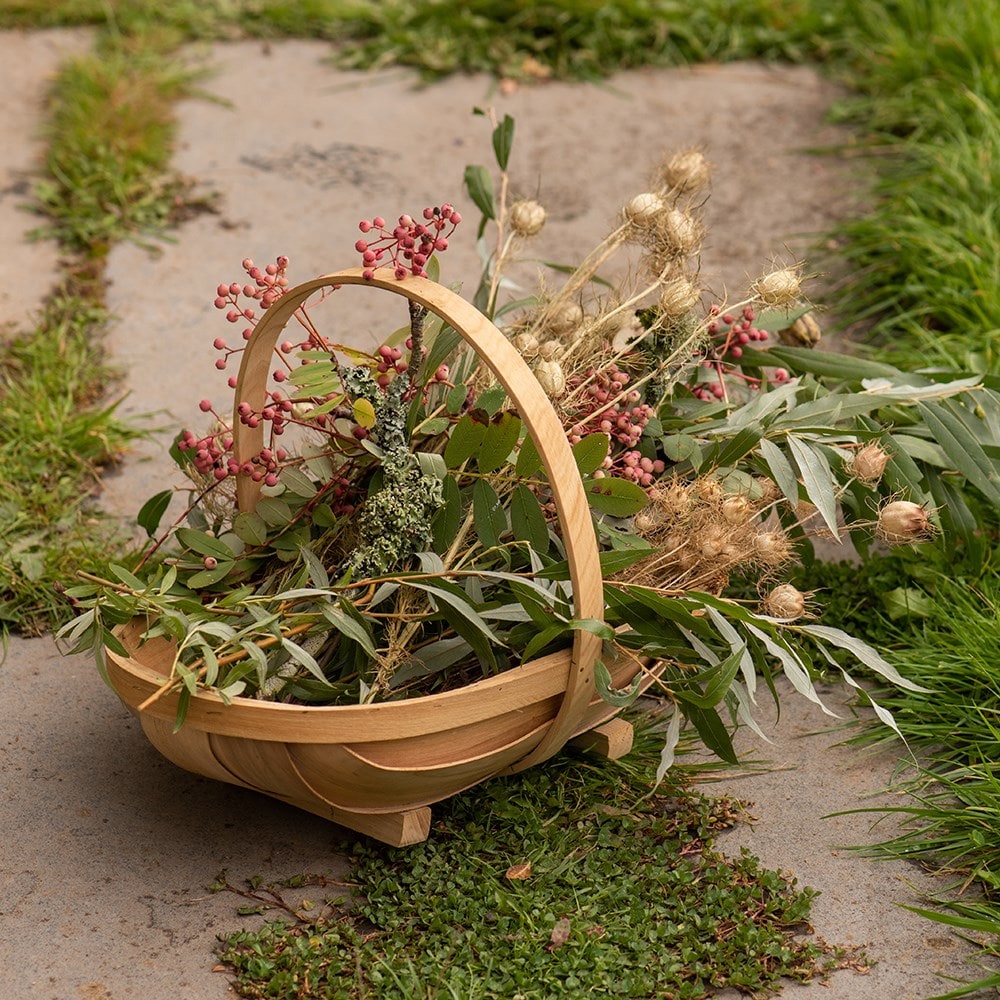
[375, 343, 409, 389]
[689, 304, 788, 402]
[178, 396, 292, 486]
[355, 205, 462, 281]
[567, 363, 655, 449]
[212, 256, 292, 387]
[611, 450, 667, 488]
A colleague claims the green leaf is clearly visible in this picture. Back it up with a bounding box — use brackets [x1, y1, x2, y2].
[445, 382, 469, 414]
[232, 511, 268, 547]
[786, 437, 839, 537]
[521, 622, 571, 662]
[492, 113, 515, 170]
[660, 434, 700, 463]
[515, 433, 544, 478]
[281, 637, 330, 686]
[463, 164, 495, 221]
[278, 466, 318, 498]
[419, 416, 451, 436]
[594, 659, 642, 707]
[402, 577, 501, 673]
[478, 412, 522, 473]
[742, 346, 903, 382]
[881, 587, 934, 620]
[685, 705, 738, 764]
[572, 433, 610, 475]
[185, 562, 235, 588]
[472, 479, 506, 550]
[797, 623, 931, 693]
[172, 686, 191, 733]
[443, 413, 487, 468]
[583, 476, 649, 517]
[320, 603, 377, 659]
[137, 490, 172, 538]
[175, 527, 237, 560]
[254, 497, 293, 527]
[431, 474, 463, 552]
[706, 426, 761, 468]
[918, 400, 1000, 504]
[510, 484, 549, 553]
[110, 563, 148, 592]
[760, 438, 799, 505]
[477, 384, 508, 415]
[673, 646, 744, 709]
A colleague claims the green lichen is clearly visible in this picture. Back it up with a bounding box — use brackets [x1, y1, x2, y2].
[344, 367, 443, 579]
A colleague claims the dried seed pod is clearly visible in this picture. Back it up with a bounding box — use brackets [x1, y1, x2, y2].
[651, 482, 692, 523]
[754, 267, 803, 308]
[692, 477, 724, 505]
[538, 339, 562, 360]
[721, 495, 753, 525]
[852, 442, 890, 484]
[509, 199, 547, 237]
[658, 275, 701, 316]
[763, 583, 807, 619]
[778, 312, 821, 347]
[660, 208, 702, 257]
[534, 359, 567, 396]
[752, 529, 794, 566]
[546, 301, 585, 337]
[877, 500, 935, 544]
[624, 192, 664, 227]
[697, 524, 728, 559]
[634, 507, 666, 536]
[661, 148, 711, 192]
[511, 332, 540, 358]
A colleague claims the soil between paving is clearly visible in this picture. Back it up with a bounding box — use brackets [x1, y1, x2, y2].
[0, 33, 990, 1000]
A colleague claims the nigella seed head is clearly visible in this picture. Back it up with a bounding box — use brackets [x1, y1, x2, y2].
[877, 500, 935, 544]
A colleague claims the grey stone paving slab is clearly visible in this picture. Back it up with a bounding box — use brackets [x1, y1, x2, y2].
[0, 29, 91, 332]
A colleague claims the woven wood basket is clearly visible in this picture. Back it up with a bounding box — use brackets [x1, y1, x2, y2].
[104, 269, 649, 846]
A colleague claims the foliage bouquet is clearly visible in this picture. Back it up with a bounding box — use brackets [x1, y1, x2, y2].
[61, 115, 1000, 785]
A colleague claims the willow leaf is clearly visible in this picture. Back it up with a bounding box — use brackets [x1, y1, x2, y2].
[786, 436, 840, 537]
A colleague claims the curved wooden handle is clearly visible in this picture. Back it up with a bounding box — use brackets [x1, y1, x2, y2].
[231, 267, 603, 770]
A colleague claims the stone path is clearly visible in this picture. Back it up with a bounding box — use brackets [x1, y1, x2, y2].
[0, 30, 988, 999]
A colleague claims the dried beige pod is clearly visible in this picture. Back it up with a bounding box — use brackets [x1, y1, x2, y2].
[752, 529, 794, 566]
[660, 208, 702, 257]
[721, 495, 753, 525]
[652, 482, 692, 522]
[509, 198, 547, 237]
[697, 524, 728, 559]
[634, 507, 666, 536]
[624, 192, 664, 227]
[511, 332, 540, 358]
[852, 442, 891, 484]
[661, 148, 711, 192]
[692, 477, 724, 505]
[763, 583, 807, 620]
[534, 359, 567, 396]
[546, 301, 585, 337]
[754, 267, 804, 308]
[877, 500, 935, 544]
[778, 312, 822, 347]
[538, 339, 562, 360]
[658, 275, 701, 316]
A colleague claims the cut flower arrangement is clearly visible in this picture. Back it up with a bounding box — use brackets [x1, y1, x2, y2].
[60, 117, 1000, 842]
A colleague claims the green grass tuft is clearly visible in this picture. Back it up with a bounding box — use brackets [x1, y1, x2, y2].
[0, 292, 140, 634]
